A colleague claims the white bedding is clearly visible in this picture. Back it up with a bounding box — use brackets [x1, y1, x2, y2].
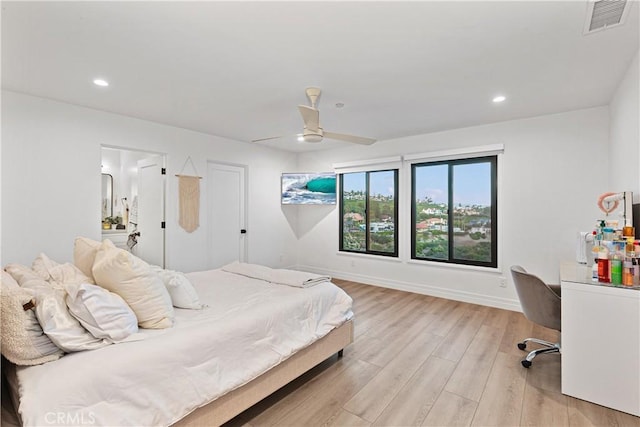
[222, 261, 332, 288]
[11, 268, 353, 427]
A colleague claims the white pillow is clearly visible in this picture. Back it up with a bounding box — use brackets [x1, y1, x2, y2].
[33, 253, 94, 287]
[150, 266, 204, 309]
[4, 263, 42, 286]
[92, 240, 174, 329]
[73, 237, 102, 282]
[21, 278, 109, 352]
[65, 282, 139, 343]
[32, 252, 59, 281]
[0, 271, 64, 365]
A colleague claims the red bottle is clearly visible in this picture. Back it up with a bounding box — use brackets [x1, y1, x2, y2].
[598, 253, 610, 283]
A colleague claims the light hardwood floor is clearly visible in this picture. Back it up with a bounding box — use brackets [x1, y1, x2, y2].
[225, 280, 640, 427]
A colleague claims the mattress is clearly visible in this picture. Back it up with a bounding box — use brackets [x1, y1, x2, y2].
[10, 268, 353, 426]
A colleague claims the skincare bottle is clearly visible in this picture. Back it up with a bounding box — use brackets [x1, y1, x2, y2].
[611, 255, 622, 285]
[598, 249, 610, 283]
[623, 261, 634, 286]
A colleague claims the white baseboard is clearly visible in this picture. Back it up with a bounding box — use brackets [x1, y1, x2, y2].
[296, 264, 522, 312]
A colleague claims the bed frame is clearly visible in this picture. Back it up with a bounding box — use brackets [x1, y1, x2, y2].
[173, 319, 353, 426]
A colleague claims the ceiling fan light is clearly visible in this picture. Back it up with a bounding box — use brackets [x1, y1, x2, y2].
[303, 134, 323, 143]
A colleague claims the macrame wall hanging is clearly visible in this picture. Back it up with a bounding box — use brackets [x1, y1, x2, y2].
[175, 156, 202, 233]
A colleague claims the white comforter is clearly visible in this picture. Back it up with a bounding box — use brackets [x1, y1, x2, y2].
[12, 268, 353, 427]
[222, 261, 332, 288]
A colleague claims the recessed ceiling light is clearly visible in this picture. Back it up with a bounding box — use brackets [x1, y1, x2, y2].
[493, 95, 506, 103]
[297, 135, 305, 142]
[93, 78, 109, 87]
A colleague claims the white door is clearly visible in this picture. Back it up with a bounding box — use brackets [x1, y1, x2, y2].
[136, 155, 165, 267]
[207, 162, 246, 269]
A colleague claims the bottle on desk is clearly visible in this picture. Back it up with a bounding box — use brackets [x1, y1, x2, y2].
[598, 248, 610, 283]
[611, 255, 622, 285]
[623, 261, 634, 286]
[592, 260, 599, 281]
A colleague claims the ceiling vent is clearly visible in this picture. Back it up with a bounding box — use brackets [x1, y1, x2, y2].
[584, 0, 630, 34]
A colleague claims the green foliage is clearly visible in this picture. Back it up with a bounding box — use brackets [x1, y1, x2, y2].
[370, 231, 394, 252]
[343, 231, 365, 251]
[454, 242, 492, 262]
[469, 232, 487, 240]
[103, 216, 121, 225]
[415, 238, 448, 259]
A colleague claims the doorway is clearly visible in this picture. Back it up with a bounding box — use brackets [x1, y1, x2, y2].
[101, 147, 166, 267]
[207, 162, 247, 269]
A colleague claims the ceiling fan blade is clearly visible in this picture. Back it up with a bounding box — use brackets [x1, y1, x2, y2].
[323, 131, 376, 145]
[251, 135, 283, 143]
[297, 105, 320, 131]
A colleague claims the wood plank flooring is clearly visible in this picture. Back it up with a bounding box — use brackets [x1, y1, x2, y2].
[225, 280, 640, 427]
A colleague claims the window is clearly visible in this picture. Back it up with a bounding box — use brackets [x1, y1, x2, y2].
[339, 169, 398, 257]
[411, 156, 497, 267]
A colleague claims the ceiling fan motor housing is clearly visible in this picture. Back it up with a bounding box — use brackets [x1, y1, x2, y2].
[303, 127, 323, 143]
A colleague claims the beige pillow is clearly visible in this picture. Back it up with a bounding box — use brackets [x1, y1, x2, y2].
[73, 237, 101, 282]
[92, 240, 174, 329]
[0, 271, 63, 365]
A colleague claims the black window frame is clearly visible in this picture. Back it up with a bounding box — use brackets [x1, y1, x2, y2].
[339, 169, 399, 257]
[411, 155, 497, 268]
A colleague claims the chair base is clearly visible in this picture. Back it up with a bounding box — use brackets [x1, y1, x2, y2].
[517, 338, 561, 368]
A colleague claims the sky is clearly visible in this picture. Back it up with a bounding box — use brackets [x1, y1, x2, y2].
[343, 171, 395, 196]
[342, 162, 491, 206]
[415, 162, 491, 206]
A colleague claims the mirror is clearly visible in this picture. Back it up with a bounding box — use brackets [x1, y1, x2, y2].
[102, 173, 113, 220]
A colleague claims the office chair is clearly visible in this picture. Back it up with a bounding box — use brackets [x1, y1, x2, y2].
[510, 265, 561, 368]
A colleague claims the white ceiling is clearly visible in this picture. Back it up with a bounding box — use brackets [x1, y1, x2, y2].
[2, 1, 638, 152]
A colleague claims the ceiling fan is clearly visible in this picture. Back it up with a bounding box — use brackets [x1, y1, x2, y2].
[252, 87, 376, 145]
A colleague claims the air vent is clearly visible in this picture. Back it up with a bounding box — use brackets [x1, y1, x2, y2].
[584, 0, 630, 34]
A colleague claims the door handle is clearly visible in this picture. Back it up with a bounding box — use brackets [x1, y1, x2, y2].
[240, 229, 247, 234]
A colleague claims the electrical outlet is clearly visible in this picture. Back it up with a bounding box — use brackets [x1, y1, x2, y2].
[350, 260, 356, 267]
[499, 277, 507, 288]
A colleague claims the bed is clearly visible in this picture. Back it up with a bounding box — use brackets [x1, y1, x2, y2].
[3, 267, 354, 426]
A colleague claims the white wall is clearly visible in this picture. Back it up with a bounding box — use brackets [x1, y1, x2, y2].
[609, 50, 639, 202]
[1, 91, 299, 272]
[296, 107, 610, 310]
[0, 89, 624, 311]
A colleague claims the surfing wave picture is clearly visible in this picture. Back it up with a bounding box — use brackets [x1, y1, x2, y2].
[281, 173, 337, 205]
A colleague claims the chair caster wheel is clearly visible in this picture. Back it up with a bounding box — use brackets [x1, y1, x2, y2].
[517, 342, 527, 351]
[521, 360, 532, 368]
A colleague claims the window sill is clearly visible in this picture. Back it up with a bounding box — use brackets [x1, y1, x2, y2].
[336, 251, 403, 263]
[406, 258, 502, 274]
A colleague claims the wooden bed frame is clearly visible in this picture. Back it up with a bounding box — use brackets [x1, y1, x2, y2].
[173, 319, 353, 426]
[0, 321, 353, 427]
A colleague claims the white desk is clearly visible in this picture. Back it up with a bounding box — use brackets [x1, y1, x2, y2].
[560, 262, 640, 416]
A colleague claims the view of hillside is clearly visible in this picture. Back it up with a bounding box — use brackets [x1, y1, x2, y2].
[342, 190, 395, 253]
[341, 161, 493, 264]
[414, 199, 492, 262]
